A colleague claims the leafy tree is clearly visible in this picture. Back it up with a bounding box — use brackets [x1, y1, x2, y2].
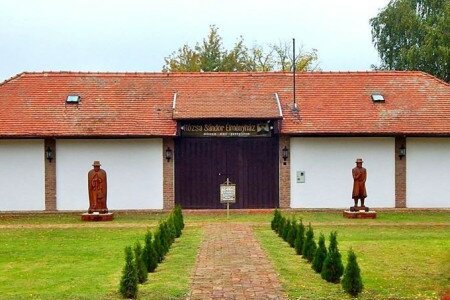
[163, 44, 201, 72]
[370, 0, 450, 82]
[119, 246, 138, 299]
[302, 223, 317, 263]
[342, 249, 364, 297]
[222, 36, 254, 71]
[163, 25, 319, 72]
[321, 231, 344, 283]
[197, 25, 224, 71]
[272, 41, 319, 71]
[249, 45, 275, 71]
[312, 233, 327, 273]
[142, 230, 158, 272]
[134, 241, 148, 284]
[294, 219, 305, 255]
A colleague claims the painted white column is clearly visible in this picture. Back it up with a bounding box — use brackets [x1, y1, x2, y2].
[0, 140, 45, 211]
[290, 137, 395, 208]
[56, 139, 163, 210]
[406, 138, 450, 207]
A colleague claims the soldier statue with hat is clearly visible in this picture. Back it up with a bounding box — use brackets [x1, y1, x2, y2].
[351, 158, 369, 212]
[88, 160, 108, 214]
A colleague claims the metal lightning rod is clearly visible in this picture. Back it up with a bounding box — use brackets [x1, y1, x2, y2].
[293, 38, 297, 110]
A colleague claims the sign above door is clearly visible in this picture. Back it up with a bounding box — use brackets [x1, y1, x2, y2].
[179, 120, 275, 137]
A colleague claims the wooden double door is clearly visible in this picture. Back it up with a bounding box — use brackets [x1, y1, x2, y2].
[175, 137, 279, 209]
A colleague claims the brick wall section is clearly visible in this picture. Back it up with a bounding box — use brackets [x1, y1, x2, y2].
[395, 136, 407, 208]
[163, 138, 175, 210]
[44, 139, 57, 211]
[279, 135, 291, 208]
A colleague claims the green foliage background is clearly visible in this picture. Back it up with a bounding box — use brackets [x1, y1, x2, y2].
[371, 0, 450, 82]
[163, 25, 319, 72]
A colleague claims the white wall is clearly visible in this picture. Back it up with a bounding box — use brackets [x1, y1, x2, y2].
[0, 140, 45, 211]
[406, 138, 450, 207]
[56, 139, 163, 210]
[290, 137, 395, 208]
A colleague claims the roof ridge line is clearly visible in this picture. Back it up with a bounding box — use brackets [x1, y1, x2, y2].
[415, 71, 449, 86]
[3, 70, 447, 82]
[0, 72, 27, 86]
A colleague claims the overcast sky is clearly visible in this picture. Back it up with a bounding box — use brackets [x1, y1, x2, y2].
[0, 0, 391, 82]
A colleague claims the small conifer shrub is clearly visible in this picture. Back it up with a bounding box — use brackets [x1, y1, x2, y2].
[142, 230, 158, 272]
[174, 205, 185, 238]
[165, 221, 173, 248]
[159, 222, 169, 255]
[170, 216, 178, 242]
[342, 249, 364, 296]
[278, 217, 286, 238]
[275, 211, 283, 234]
[175, 205, 185, 231]
[321, 231, 344, 283]
[134, 241, 148, 284]
[282, 218, 291, 241]
[287, 218, 297, 248]
[271, 209, 281, 231]
[172, 214, 181, 238]
[153, 230, 164, 263]
[119, 246, 138, 299]
[166, 217, 176, 245]
[312, 233, 327, 273]
[172, 209, 182, 238]
[294, 219, 305, 255]
[302, 223, 317, 262]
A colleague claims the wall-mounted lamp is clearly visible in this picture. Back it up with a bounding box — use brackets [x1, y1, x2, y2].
[45, 146, 54, 163]
[165, 147, 173, 162]
[282, 146, 289, 165]
[399, 145, 406, 160]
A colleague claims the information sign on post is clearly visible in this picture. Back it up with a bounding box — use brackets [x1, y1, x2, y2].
[220, 184, 236, 203]
[220, 178, 236, 218]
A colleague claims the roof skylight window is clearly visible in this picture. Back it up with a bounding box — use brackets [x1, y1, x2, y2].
[371, 94, 384, 102]
[66, 95, 80, 103]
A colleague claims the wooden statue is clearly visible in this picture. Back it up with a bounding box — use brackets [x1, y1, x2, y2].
[351, 158, 368, 211]
[88, 161, 108, 214]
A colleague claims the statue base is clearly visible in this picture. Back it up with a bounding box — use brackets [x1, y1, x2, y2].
[81, 212, 114, 222]
[343, 210, 377, 219]
[350, 205, 369, 212]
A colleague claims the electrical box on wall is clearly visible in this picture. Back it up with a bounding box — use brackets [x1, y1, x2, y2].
[297, 171, 305, 183]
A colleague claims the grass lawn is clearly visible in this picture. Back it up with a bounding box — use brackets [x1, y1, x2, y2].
[0, 210, 448, 299]
[256, 225, 449, 299]
[1, 209, 448, 225]
[0, 223, 202, 299]
[253, 209, 450, 299]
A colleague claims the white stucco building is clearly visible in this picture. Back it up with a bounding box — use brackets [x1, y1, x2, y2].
[0, 71, 448, 211]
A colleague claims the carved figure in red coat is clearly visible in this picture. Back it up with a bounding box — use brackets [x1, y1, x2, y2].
[88, 161, 108, 214]
[352, 158, 367, 207]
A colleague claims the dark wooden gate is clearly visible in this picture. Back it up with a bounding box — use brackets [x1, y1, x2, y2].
[175, 137, 279, 208]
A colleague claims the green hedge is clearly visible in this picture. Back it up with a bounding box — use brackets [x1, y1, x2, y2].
[119, 205, 185, 299]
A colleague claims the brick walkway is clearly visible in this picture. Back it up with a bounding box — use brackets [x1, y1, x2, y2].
[187, 223, 286, 300]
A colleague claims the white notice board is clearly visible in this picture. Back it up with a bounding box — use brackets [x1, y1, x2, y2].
[220, 184, 236, 203]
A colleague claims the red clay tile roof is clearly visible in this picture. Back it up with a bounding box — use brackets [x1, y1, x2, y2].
[172, 74, 282, 119]
[0, 72, 177, 137]
[279, 71, 450, 136]
[0, 71, 449, 137]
